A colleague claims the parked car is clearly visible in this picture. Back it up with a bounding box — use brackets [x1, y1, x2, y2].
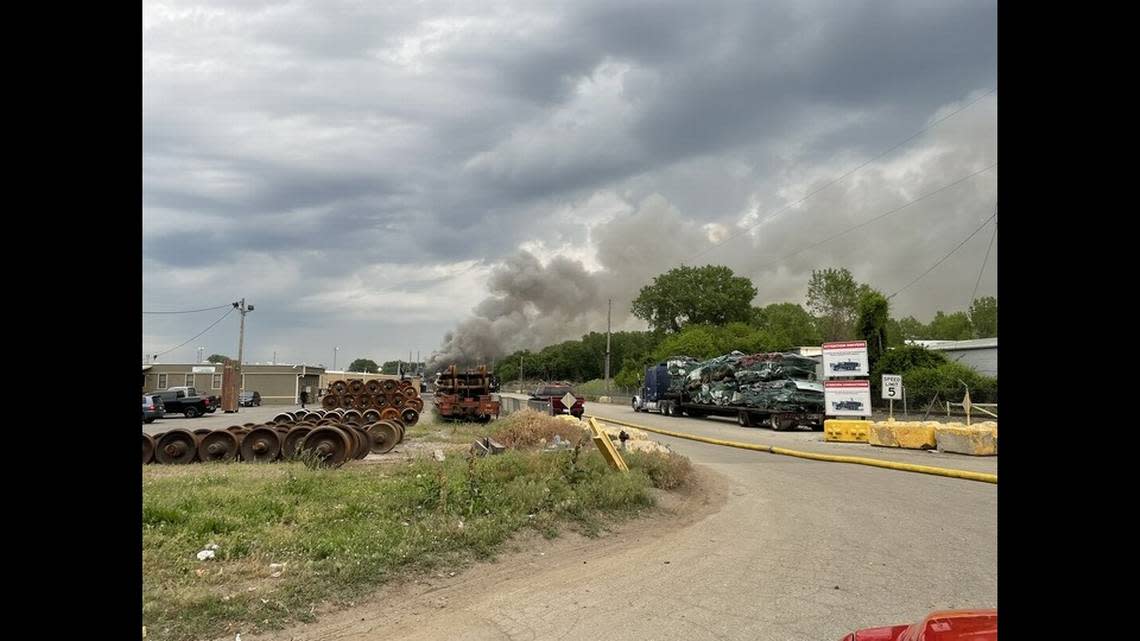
[154, 387, 212, 418]
[142, 394, 165, 423]
[839, 609, 996, 641]
[239, 391, 262, 407]
[529, 383, 585, 418]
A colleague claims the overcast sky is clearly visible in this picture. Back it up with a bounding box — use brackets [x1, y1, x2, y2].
[143, 0, 997, 368]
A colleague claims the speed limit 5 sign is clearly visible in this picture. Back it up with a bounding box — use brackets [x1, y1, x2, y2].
[881, 375, 903, 400]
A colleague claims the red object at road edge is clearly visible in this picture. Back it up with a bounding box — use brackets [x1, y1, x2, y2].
[839, 609, 997, 641]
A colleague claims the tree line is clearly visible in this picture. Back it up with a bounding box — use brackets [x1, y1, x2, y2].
[491, 265, 996, 403]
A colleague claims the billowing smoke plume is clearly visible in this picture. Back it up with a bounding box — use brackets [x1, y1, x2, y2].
[427, 195, 711, 370]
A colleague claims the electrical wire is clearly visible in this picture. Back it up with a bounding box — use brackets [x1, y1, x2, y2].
[969, 218, 997, 306]
[888, 211, 998, 300]
[149, 307, 236, 358]
[144, 303, 233, 314]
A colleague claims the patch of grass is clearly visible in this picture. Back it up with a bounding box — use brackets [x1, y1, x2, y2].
[487, 409, 590, 449]
[143, 446, 691, 641]
[623, 450, 693, 490]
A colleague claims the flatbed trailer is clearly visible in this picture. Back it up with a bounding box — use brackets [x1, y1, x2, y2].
[631, 361, 824, 431]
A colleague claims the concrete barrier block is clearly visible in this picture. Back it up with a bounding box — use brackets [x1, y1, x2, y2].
[891, 422, 937, 450]
[935, 425, 997, 456]
[868, 421, 899, 447]
[824, 419, 870, 442]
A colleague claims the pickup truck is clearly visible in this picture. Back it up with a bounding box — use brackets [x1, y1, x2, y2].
[155, 387, 213, 418]
[165, 386, 219, 413]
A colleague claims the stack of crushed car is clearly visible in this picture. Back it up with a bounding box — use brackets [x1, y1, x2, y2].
[142, 408, 407, 468]
[684, 351, 824, 412]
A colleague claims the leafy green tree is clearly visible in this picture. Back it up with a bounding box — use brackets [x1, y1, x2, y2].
[752, 302, 821, 347]
[928, 311, 974, 340]
[856, 290, 890, 375]
[348, 358, 379, 373]
[381, 360, 402, 374]
[806, 268, 870, 341]
[968, 296, 997, 338]
[895, 316, 929, 341]
[206, 354, 232, 364]
[632, 265, 757, 333]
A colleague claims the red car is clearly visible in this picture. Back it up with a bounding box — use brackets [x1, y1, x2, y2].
[840, 610, 996, 641]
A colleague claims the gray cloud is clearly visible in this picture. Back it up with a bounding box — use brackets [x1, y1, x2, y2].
[144, 0, 996, 366]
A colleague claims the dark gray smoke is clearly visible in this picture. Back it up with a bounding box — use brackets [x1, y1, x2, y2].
[427, 195, 710, 370]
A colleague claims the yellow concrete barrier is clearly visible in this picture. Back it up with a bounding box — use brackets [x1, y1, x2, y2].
[588, 414, 997, 484]
[868, 421, 899, 447]
[892, 422, 937, 450]
[824, 419, 870, 442]
[936, 424, 998, 456]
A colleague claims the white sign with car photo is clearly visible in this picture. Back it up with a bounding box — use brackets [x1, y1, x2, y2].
[821, 341, 869, 378]
[824, 380, 872, 417]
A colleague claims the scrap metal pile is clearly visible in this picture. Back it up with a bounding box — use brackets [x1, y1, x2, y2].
[142, 407, 407, 468]
[684, 351, 824, 411]
[321, 378, 423, 426]
[432, 365, 501, 422]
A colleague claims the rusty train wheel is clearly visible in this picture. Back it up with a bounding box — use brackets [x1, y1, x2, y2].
[365, 380, 381, 395]
[400, 408, 420, 426]
[155, 429, 199, 464]
[407, 398, 424, 412]
[380, 407, 400, 422]
[362, 409, 381, 423]
[373, 395, 389, 409]
[273, 412, 296, 424]
[389, 395, 405, 409]
[142, 433, 155, 464]
[282, 426, 313, 460]
[381, 379, 397, 393]
[321, 394, 338, 410]
[198, 430, 240, 462]
[331, 380, 348, 395]
[239, 427, 282, 462]
[367, 421, 400, 454]
[402, 386, 417, 399]
[301, 427, 352, 468]
[347, 379, 365, 395]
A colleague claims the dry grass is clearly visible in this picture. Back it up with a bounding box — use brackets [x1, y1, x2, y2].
[489, 409, 591, 449]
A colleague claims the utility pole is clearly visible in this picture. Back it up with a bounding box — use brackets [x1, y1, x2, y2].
[234, 299, 254, 391]
[273, 350, 277, 365]
[519, 355, 524, 392]
[334, 346, 340, 371]
[605, 299, 612, 394]
[197, 346, 205, 364]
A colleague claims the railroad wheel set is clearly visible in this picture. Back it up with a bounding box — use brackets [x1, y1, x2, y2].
[320, 378, 424, 425]
[142, 407, 408, 468]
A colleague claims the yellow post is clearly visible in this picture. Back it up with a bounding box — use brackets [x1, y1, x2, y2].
[587, 417, 628, 472]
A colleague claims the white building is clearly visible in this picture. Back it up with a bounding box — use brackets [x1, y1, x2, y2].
[906, 338, 997, 378]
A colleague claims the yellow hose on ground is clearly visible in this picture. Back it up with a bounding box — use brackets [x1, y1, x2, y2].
[587, 414, 997, 484]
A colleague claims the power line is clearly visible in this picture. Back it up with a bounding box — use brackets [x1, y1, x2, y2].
[143, 303, 233, 315]
[750, 162, 997, 273]
[969, 218, 997, 306]
[888, 211, 998, 300]
[150, 307, 236, 358]
[689, 88, 997, 261]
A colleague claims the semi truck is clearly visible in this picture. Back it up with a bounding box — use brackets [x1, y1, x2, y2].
[631, 361, 824, 431]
